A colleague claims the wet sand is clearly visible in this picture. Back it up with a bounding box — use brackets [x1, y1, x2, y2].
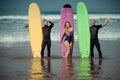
[0, 40, 120, 80]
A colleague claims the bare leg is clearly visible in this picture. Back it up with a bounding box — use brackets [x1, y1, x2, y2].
[69, 42, 73, 58]
[64, 41, 70, 58]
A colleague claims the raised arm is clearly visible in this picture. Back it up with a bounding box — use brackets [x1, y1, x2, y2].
[102, 17, 112, 27]
[49, 21, 54, 28]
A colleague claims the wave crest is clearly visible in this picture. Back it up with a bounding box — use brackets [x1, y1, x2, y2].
[0, 14, 120, 20]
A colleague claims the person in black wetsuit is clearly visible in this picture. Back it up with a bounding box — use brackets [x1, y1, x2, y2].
[60, 21, 74, 58]
[90, 18, 111, 59]
[41, 19, 54, 58]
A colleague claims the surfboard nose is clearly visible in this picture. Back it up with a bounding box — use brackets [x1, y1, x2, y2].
[63, 4, 71, 8]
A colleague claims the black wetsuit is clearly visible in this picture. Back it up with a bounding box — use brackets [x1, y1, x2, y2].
[41, 21, 54, 57]
[90, 25, 102, 58]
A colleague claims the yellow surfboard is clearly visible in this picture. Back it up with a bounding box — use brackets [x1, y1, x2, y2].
[28, 3, 43, 58]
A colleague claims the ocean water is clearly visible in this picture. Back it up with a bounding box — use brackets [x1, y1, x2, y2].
[0, 13, 120, 43]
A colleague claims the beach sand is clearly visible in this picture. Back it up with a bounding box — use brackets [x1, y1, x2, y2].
[0, 40, 120, 80]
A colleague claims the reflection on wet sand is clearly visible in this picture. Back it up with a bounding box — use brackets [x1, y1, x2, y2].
[28, 58, 51, 80]
[90, 58, 103, 78]
[60, 58, 75, 79]
[76, 58, 92, 80]
[27, 57, 103, 80]
[76, 58, 103, 80]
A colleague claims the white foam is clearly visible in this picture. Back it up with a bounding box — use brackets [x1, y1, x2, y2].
[99, 32, 120, 40]
[0, 32, 120, 43]
[0, 15, 28, 20]
[42, 15, 60, 20]
[89, 14, 120, 19]
[0, 14, 119, 20]
[0, 34, 29, 43]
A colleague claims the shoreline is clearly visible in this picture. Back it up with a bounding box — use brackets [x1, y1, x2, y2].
[0, 40, 119, 58]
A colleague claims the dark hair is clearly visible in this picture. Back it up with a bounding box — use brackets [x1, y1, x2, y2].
[64, 21, 71, 28]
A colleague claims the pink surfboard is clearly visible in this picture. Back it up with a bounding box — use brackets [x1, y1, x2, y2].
[60, 4, 74, 58]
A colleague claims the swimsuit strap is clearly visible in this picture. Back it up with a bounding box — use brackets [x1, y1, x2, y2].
[70, 31, 73, 36]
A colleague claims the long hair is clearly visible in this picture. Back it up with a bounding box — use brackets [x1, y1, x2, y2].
[64, 21, 71, 31]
